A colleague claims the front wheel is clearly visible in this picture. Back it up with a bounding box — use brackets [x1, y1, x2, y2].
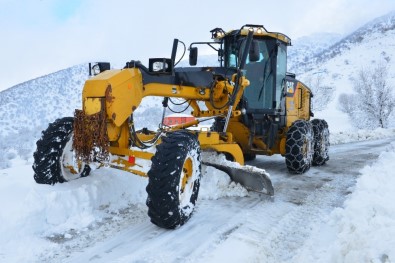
[146, 131, 201, 229]
[285, 120, 314, 174]
[33, 117, 91, 185]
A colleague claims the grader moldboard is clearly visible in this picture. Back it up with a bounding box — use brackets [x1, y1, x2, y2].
[33, 25, 330, 229]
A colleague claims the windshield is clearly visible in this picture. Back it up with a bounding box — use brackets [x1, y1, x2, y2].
[225, 37, 287, 112]
[230, 37, 275, 110]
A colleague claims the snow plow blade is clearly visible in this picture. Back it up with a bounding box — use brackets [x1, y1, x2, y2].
[202, 158, 274, 196]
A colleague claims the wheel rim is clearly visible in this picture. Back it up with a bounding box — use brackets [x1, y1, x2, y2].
[179, 157, 194, 207]
[60, 135, 86, 181]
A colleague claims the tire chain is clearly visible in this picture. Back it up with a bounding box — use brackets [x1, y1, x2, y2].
[73, 108, 109, 163]
[311, 119, 330, 165]
[285, 120, 313, 174]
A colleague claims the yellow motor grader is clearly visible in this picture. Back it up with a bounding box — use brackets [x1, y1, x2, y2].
[33, 25, 329, 229]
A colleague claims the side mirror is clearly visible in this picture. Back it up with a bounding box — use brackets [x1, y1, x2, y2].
[189, 47, 198, 66]
[249, 40, 260, 62]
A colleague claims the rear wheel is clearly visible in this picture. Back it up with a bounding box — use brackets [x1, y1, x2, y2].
[311, 119, 330, 166]
[146, 131, 201, 229]
[285, 120, 314, 174]
[33, 117, 91, 184]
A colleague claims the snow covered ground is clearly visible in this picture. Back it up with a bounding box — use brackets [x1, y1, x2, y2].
[0, 130, 394, 263]
[292, 141, 395, 263]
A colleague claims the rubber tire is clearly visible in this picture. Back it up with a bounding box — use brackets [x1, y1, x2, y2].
[311, 119, 330, 166]
[285, 120, 314, 174]
[146, 131, 201, 229]
[33, 117, 91, 185]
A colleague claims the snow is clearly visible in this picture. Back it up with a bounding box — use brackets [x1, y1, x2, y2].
[200, 166, 248, 199]
[1, 131, 395, 262]
[0, 161, 148, 262]
[330, 128, 395, 145]
[292, 142, 395, 262]
[295, 12, 395, 132]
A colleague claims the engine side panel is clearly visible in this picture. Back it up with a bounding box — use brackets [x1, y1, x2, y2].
[285, 78, 312, 127]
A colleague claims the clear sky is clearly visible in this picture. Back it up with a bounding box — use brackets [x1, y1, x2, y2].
[1, 0, 395, 90]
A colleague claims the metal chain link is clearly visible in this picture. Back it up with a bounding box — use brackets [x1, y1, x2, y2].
[73, 107, 109, 163]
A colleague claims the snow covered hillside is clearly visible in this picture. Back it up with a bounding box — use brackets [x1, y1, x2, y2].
[0, 64, 163, 169]
[287, 32, 342, 73]
[0, 65, 88, 168]
[297, 10, 395, 74]
[293, 11, 395, 131]
[0, 64, 87, 137]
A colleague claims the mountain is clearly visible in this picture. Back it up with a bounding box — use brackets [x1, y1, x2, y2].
[288, 32, 342, 74]
[0, 65, 87, 137]
[1, 11, 395, 168]
[0, 65, 89, 168]
[292, 10, 395, 75]
[293, 11, 395, 131]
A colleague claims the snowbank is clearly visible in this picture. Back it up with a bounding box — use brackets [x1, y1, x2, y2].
[200, 166, 248, 199]
[331, 128, 395, 145]
[0, 164, 148, 262]
[0, 156, 248, 262]
[293, 142, 395, 262]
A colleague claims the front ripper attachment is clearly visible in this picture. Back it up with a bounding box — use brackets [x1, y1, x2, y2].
[202, 153, 274, 196]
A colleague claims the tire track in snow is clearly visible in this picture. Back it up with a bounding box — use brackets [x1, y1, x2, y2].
[105, 197, 265, 263]
[193, 138, 394, 263]
[256, 174, 355, 262]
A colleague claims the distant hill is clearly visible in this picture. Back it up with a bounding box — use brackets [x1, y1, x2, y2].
[0, 65, 88, 168]
[1, 11, 395, 168]
[0, 64, 87, 137]
[0, 64, 163, 168]
[288, 32, 342, 74]
[294, 11, 395, 131]
[294, 10, 395, 75]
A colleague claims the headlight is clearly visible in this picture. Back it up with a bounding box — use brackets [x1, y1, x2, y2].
[256, 27, 264, 34]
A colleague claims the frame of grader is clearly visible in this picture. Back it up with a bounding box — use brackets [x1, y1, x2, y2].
[33, 25, 329, 229]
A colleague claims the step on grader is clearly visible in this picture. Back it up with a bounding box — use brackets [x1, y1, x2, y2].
[33, 25, 330, 229]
